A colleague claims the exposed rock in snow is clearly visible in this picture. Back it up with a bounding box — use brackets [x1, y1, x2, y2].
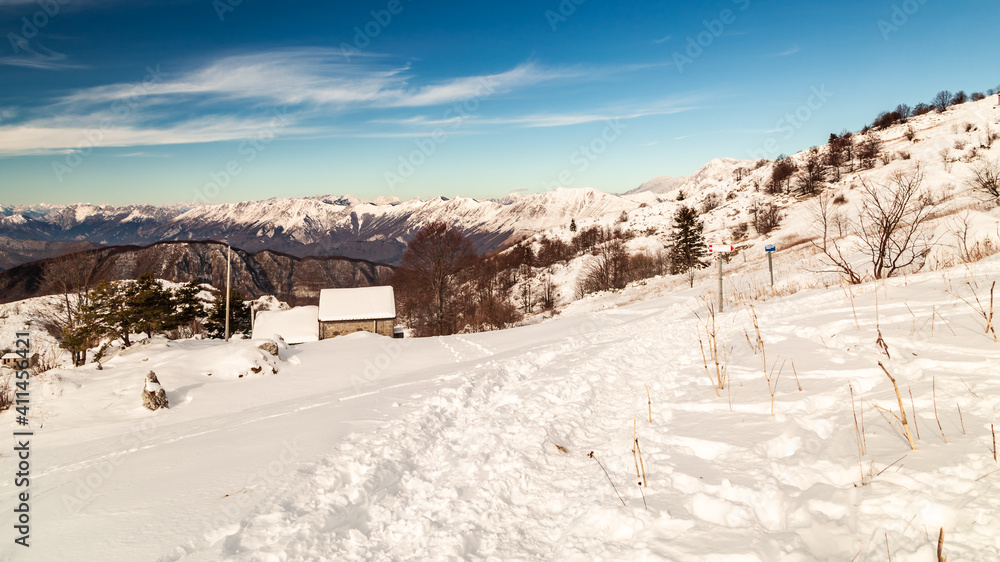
[141, 372, 168, 410]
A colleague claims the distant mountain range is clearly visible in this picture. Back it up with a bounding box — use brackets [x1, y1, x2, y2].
[0, 188, 642, 268]
[0, 241, 392, 306]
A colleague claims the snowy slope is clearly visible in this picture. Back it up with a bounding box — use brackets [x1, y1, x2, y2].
[1, 257, 999, 560]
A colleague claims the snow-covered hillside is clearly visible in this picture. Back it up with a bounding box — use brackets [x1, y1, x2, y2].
[1, 255, 999, 560]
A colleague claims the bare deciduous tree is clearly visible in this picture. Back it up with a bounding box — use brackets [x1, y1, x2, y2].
[42, 247, 101, 366]
[392, 222, 478, 336]
[933, 90, 953, 112]
[796, 147, 828, 195]
[814, 169, 934, 282]
[856, 131, 883, 170]
[857, 169, 934, 279]
[812, 192, 862, 284]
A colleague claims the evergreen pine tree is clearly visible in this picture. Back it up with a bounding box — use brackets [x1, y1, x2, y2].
[85, 281, 138, 347]
[172, 280, 208, 334]
[130, 274, 179, 338]
[667, 205, 707, 279]
[569, 218, 577, 232]
[204, 289, 251, 339]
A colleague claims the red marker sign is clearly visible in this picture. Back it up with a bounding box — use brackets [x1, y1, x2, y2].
[708, 244, 734, 253]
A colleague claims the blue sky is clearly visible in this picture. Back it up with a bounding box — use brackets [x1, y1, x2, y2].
[0, 0, 997, 206]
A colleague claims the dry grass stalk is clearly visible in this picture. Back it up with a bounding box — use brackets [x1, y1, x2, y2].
[957, 404, 966, 435]
[850, 383, 868, 456]
[632, 417, 641, 480]
[955, 281, 997, 341]
[692, 297, 730, 395]
[588, 451, 626, 507]
[635, 437, 647, 487]
[696, 328, 719, 397]
[877, 362, 917, 450]
[908, 385, 921, 440]
[937, 527, 947, 562]
[992, 424, 996, 463]
[765, 357, 785, 417]
[645, 383, 652, 423]
[875, 294, 891, 359]
[791, 359, 802, 391]
[847, 284, 861, 330]
[933, 375, 947, 443]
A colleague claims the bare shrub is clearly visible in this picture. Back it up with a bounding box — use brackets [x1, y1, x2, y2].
[629, 251, 668, 281]
[576, 238, 631, 297]
[731, 222, 749, 241]
[0, 375, 13, 413]
[904, 125, 917, 141]
[751, 200, 782, 235]
[700, 192, 722, 214]
[898, 150, 911, 160]
[954, 139, 968, 150]
[968, 158, 1000, 199]
[949, 211, 999, 263]
[940, 148, 955, 173]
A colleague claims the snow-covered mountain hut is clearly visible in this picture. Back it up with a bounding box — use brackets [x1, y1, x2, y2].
[317, 286, 397, 339]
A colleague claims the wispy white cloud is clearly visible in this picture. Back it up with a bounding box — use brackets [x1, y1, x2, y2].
[653, 35, 673, 44]
[0, 47, 678, 154]
[774, 45, 799, 56]
[0, 44, 84, 70]
[58, 49, 564, 110]
[0, 48, 578, 154]
[0, 116, 320, 156]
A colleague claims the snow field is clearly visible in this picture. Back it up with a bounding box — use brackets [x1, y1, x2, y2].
[154, 259, 1000, 560]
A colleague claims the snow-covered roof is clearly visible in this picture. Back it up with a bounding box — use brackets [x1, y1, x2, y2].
[251, 306, 319, 344]
[318, 286, 396, 322]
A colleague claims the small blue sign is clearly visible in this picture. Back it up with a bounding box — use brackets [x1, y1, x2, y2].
[765, 244, 776, 252]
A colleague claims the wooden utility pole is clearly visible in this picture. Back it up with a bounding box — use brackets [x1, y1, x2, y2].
[224, 244, 232, 342]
